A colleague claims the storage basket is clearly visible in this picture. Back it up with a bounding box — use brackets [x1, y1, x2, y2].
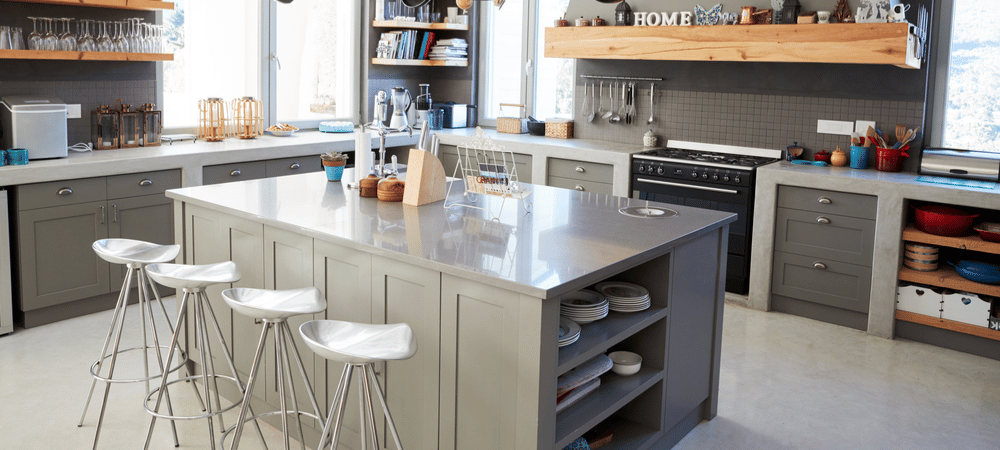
[496, 103, 528, 134]
[545, 119, 574, 139]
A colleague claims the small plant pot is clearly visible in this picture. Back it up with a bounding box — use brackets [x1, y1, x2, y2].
[322, 159, 347, 182]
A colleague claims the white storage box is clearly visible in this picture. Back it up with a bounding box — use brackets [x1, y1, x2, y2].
[896, 283, 942, 317]
[941, 291, 991, 326]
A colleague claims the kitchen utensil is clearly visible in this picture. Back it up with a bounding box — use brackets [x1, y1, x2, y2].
[608, 82, 620, 123]
[948, 260, 1000, 285]
[627, 83, 637, 125]
[849, 145, 868, 169]
[866, 126, 880, 148]
[647, 82, 655, 125]
[973, 222, 1000, 242]
[526, 117, 546, 136]
[587, 82, 597, 123]
[914, 204, 979, 236]
[875, 146, 909, 172]
[610, 82, 624, 124]
[389, 86, 412, 129]
[895, 124, 905, 145]
[601, 82, 612, 119]
[900, 126, 919, 148]
[580, 83, 591, 118]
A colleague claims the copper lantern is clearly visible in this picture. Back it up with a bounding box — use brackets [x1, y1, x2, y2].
[92, 105, 119, 150]
[140, 103, 162, 147]
[198, 97, 230, 141]
[117, 101, 141, 149]
[231, 96, 263, 139]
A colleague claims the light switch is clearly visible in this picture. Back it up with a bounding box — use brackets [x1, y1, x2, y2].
[816, 119, 854, 135]
[66, 104, 82, 119]
[856, 120, 876, 134]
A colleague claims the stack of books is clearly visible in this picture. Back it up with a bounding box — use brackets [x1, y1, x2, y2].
[429, 38, 468, 62]
[377, 30, 438, 60]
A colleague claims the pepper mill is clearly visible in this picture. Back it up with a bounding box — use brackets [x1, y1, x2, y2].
[359, 151, 382, 198]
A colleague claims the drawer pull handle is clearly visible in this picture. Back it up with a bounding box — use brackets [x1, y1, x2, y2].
[575, 185, 585, 191]
[818, 197, 832, 204]
[816, 216, 831, 224]
[112, 204, 118, 223]
[230, 170, 241, 177]
[139, 179, 153, 186]
[575, 166, 585, 173]
[289, 163, 300, 170]
[813, 262, 827, 270]
[99, 205, 105, 224]
[57, 188, 73, 195]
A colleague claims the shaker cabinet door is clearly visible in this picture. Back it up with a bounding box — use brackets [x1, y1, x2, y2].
[108, 194, 175, 291]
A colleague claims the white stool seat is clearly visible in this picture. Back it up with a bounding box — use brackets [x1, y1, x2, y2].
[93, 239, 180, 265]
[222, 287, 326, 320]
[300, 320, 416, 365]
[145, 262, 241, 290]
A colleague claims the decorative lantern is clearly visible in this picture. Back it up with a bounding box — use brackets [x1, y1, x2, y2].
[231, 96, 263, 139]
[615, 1, 633, 26]
[117, 100, 141, 149]
[198, 98, 230, 141]
[140, 103, 162, 147]
[780, 0, 801, 25]
[92, 104, 119, 150]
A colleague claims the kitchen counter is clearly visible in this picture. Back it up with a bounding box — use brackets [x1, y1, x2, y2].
[749, 161, 1000, 338]
[168, 169, 735, 449]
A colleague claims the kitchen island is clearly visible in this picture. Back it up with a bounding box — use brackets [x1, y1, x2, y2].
[166, 169, 734, 450]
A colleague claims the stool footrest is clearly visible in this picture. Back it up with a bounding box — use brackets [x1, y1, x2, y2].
[143, 374, 244, 420]
[219, 410, 323, 448]
[89, 346, 188, 384]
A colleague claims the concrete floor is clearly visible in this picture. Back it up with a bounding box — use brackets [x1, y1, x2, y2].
[1, 298, 998, 449]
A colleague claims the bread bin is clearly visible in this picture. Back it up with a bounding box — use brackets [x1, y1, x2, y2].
[919, 148, 1000, 181]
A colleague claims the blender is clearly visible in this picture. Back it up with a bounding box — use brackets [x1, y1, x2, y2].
[388, 86, 412, 130]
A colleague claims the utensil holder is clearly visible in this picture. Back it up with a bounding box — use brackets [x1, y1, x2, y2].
[875, 146, 909, 172]
[850, 145, 868, 169]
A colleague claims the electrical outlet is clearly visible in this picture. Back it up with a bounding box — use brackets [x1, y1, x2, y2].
[856, 120, 876, 134]
[816, 119, 854, 135]
[66, 104, 82, 119]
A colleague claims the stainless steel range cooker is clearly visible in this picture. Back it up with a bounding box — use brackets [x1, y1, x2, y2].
[631, 141, 781, 294]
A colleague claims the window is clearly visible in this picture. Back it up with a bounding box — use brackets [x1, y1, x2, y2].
[162, 0, 359, 132]
[479, 0, 573, 124]
[936, 0, 1000, 152]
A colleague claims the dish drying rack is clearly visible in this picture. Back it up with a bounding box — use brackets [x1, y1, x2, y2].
[444, 127, 532, 219]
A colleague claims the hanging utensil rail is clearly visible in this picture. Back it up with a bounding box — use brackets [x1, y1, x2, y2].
[580, 75, 663, 81]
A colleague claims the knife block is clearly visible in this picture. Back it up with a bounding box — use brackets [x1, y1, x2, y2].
[403, 148, 447, 206]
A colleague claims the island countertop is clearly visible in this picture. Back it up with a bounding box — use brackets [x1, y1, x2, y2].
[166, 169, 736, 299]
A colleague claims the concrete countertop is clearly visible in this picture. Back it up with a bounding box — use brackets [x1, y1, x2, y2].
[748, 161, 1000, 338]
[167, 169, 735, 299]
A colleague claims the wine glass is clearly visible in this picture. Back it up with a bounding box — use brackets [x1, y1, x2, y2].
[42, 18, 58, 51]
[27, 17, 41, 50]
[97, 21, 113, 52]
[112, 20, 127, 53]
[77, 19, 94, 52]
[59, 18, 76, 51]
[128, 19, 142, 53]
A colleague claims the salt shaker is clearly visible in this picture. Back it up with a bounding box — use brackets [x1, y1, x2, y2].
[643, 129, 657, 147]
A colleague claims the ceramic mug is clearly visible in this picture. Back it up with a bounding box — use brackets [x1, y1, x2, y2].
[891, 3, 910, 22]
[817, 11, 831, 23]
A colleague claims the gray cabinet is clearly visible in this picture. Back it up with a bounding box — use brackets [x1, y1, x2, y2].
[771, 252, 873, 313]
[265, 156, 323, 178]
[546, 158, 613, 195]
[438, 144, 533, 184]
[203, 161, 267, 186]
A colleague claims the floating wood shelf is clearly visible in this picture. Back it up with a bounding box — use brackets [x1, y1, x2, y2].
[371, 58, 467, 67]
[544, 23, 920, 69]
[0, 49, 173, 61]
[9, 0, 174, 11]
[898, 266, 1000, 298]
[372, 20, 468, 31]
[902, 225, 1000, 254]
[895, 310, 1000, 341]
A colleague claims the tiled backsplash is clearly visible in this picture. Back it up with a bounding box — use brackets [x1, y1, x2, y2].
[1, 80, 156, 146]
[574, 84, 923, 161]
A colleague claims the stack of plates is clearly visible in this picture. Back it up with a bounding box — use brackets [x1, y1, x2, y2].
[595, 281, 651, 312]
[558, 317, 582, 347]
[560, 290, 609, 324]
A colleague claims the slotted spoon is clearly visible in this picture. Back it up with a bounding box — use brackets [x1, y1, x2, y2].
[603, 81, 614, 119]
[587, 83, 596, 123]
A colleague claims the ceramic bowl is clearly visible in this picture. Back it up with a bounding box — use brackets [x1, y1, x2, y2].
[268, 130, 296, 137]
[608, 351, 642, 376]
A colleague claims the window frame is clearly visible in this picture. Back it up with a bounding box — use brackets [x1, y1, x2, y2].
[476, 0, 544, 127]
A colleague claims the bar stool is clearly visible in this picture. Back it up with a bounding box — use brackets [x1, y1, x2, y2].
[78, 239, 186, 450]
[299, 319, 417, 450]
[141, 261, 265, 450]
[220, 287, 327, 450]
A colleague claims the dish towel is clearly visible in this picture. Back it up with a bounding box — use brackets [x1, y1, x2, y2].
[557, 354, 612, 395]
[556, 378, 600, 413]
[915, 175, 997, 190]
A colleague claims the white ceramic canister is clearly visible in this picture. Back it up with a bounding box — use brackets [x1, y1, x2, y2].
[643, 129, 657, 147]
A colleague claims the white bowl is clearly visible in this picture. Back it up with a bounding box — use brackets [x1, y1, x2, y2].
[608, 351, 642, 376]
[268, 129, 296, 137]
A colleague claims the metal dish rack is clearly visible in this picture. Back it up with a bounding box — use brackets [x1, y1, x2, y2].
[444, 127, 532, 219]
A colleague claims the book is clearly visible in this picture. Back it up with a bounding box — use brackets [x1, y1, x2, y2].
[418, 32, 429, 60]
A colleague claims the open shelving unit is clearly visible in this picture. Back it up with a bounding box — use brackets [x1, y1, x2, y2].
[544, 22, 920, 69]
[370, 58, 467, 67]
[0, 49, 173, 61]
[372, 20, 468, 31]
[8, 0, 173, 11]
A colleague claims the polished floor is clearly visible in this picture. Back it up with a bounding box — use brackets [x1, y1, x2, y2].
[1, 299, 998, 449]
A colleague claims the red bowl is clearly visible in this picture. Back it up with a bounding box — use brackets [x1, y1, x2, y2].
[914, 205, 979, 236]
[974, 222, 1000, 242]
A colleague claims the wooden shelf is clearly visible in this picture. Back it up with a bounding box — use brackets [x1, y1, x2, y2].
[554, 367, 663, 449]
[372, 20, 468, 31]
[902, 224, 1000, 254]
[895, 310, 1000, 341]
[544, 23, 920, 69]
[0, 49, 173, 61]
[9, 0, 174, 11]
[371, 58, 467, 67]
[898, 266, 1000, 298]
[557, 308, 668, 376]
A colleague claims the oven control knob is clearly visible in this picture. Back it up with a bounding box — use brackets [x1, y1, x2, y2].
[712, 174, 719, 181]
[723, 175, 731, 182]
[701, 173, 708, 179]
[734, 176, 741, 183]
[691, 171, 698, 178]
[656, 167, 665, 175]
[637, 164, 645, 173]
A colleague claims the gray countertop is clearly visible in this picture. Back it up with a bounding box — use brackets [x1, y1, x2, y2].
[167, 169, 735, 299]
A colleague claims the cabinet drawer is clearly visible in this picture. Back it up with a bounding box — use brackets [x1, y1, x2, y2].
[547, 158, 613, 184]
[265, 156, 323, 178]
[777, 186, 876, 219]
[17, 177, 107, 210]
[107, 169, 181, 199]
[547, 176, 613, 195]
[771, 251, 871, 313]
[203, 161, 267, 186]
[774, 207, 875, 266]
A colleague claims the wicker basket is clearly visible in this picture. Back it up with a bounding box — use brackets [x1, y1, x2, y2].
[545, 119, 574, 139]
[497, 103, 528, 134]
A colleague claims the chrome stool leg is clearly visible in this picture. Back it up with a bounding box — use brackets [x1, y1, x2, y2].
[78, 268, 132, 430]
[142, 291, 191, 450]
[90, 272, 133, 450]
[227, 321, 271, 450]
[367, 364, 405, 450]
[143, 268, 205, 411]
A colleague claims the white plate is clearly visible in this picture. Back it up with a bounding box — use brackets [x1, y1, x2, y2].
[558, 333, 580, 347]
[560, 290, 606, 308]
[609, 302, 650, 313]
[595, 281, 649, 300]
[268, 129, 296, 137]
[559, 317, 581, 342]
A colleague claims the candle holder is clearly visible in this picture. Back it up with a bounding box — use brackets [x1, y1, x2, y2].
[231, 96, 263, 139]
[117, 100, 141, 149]
[92, 104, 119, 150]
[140, 103, 162, 147]
[198, 98, 230, 141]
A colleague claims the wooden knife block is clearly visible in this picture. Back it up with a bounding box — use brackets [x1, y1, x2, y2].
[402, 148, 447, 206]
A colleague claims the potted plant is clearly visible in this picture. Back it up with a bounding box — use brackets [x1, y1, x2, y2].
[321, 151, 349, 181]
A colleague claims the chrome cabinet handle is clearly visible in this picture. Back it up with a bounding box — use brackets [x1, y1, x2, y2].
[139, 179, 153, 186]
[575, 166, 585, 173]
[289, 163, 300, 170]
[818, 197, 832, 204]
[99, 205, 105, 224]
[813, 262, 827, 270]
[575, 185, 585, 191]
[816, 216, 831, 224]
[57, 188, 73, 195]
[112, 204, 118, 223]
[230, 170, 241, 177]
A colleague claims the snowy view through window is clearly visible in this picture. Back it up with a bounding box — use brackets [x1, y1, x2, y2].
[943, 1, 1000, 152]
